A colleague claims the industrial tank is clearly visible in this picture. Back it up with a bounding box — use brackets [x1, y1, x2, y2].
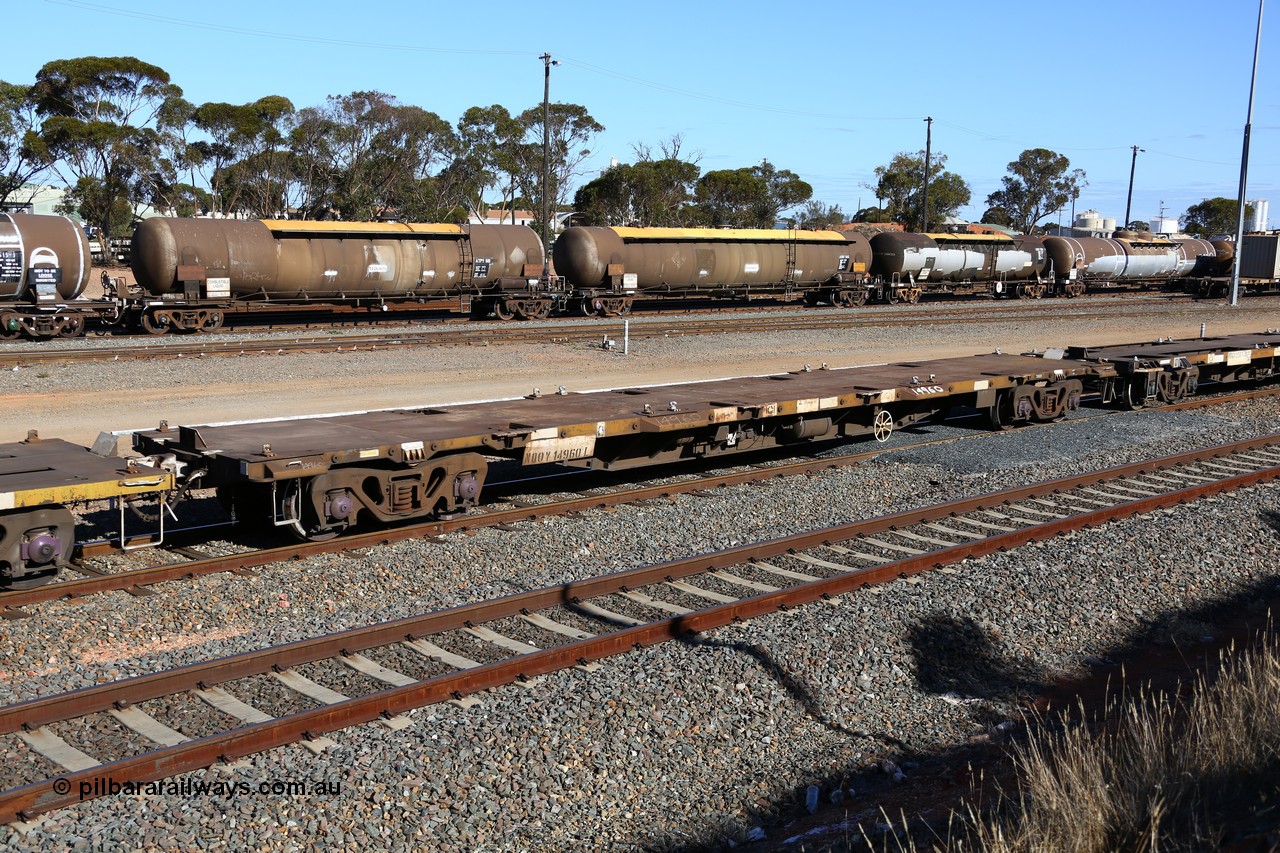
[869, 233, 1047, 282]
[0, 213, 91, 302]
[1044, 235, 1218, 284]
[552, 226, 869, 293]
[131, 219, 543, 299]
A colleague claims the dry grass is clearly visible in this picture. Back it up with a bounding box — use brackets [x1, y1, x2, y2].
[881, 630, 1280, 852]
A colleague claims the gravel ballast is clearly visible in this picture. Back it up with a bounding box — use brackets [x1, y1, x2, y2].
[0, 309, 1278, 850]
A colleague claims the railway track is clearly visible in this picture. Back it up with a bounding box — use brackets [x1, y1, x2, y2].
[0, 433, 1276, 823]
[4, 383, 1275, 615]
[0, 294, 1205, 366]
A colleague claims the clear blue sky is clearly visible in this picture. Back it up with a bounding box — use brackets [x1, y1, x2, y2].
[6, 0, 1276, 228]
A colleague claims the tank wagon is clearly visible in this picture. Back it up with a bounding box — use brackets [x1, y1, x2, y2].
[0, 213, 93, 339]
[1191, 232, 1280, 297]
[129, 218, 548, 330]
[868, 232, 1063, 299]
[1043, 231, 1219, 291]
[552, 226, 875, 313]
[3, 329, 1277, 586]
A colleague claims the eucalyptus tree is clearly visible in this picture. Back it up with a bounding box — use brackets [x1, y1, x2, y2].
[574, 158, 701, 226]
[692, 160, 812, 228]
[514, 102, 603, 228]
[1182, 197, 1253, 238]
[985, 148, 1086, 234]
[0, 80, 52, 207]
[191, 95, 294, 216]
[27, 56, 185, 236]
[454, 104, 525, 220]
[872, 150, 970, 232]
[287, 91, 455, 221]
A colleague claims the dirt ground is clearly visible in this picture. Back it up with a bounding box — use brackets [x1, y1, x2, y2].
[3, 303, 1276, 447]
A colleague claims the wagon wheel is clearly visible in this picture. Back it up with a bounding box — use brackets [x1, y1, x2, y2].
[985, 390, 1017, 431]
[279, 480, 341, 542]
[872, 409, 894, 443]
[56, 316, 86, 338]
[140, 311, 169, 335]
[615, 300, 633, 317]
[201, 310, 225, 332]
[887, 288, 901, 305]
[1121, 378, 1147, 411]
[850, 289, 867, 307]
[906, 289, 921, 304]
[493, 299, 516, 321]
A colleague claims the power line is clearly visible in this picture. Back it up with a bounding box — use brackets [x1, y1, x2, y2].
[45, 0, 529, 56]
[45, 1, 923, 122]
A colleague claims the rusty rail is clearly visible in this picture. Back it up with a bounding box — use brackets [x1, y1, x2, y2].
[0, 435, 1276, 821]
[5, 384, 1276, 615]
[0, 453, 869, 614]
[0, 296, 1192, 366]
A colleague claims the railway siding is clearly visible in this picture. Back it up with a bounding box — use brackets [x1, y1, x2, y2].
[0, 436, 1276, 823]
[0, 393, 1278, 848]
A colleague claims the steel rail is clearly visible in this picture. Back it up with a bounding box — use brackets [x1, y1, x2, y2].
[0, 435, 1276, 821]
[4, 384, 1276, 614]
[0, 452, 869, 613]
[0, 297, 1203, 365]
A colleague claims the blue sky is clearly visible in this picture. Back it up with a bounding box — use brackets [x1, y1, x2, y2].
[6, 0, 1276, 228]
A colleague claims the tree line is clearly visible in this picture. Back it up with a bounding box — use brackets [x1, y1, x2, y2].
[0, 56, 606, 240]
[0, 55, 1246, 241]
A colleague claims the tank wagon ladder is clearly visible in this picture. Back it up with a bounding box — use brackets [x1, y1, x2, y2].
[459, 229, 476, 317]
[783, 227, 798, 296]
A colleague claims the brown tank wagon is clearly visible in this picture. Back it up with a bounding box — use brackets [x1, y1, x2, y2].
[552, 226, 875, 314]
[128, 218, 549, 331]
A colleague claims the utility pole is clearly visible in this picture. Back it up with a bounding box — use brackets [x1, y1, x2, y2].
[540, 52, 559, 279]
[1232, 0, 1265, 306]
[1124, 145, 1144, 229]
[921, 116, 932, 233]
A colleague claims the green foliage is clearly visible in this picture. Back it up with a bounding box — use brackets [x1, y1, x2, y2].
[6, 56, 833, 240]
[1182, 197, 1253, 238]
[191, 95, 294, 216]
[985, 148, 1086, 234]
[515, 102, 604, 232]
[0, 80, 50, 206]
[873, 150, 970, 231]
[574, 158, 701, 226]
[793, 200, 845, 230]
[29, 56, 183, 238]
[55, 178, 135, 236]
[694, 167, 769, 227]
[691, 160, 812, 228]
[455, 104, 527, 218]
[981, 206, 1011, 227]
[853, 206, 893, 223]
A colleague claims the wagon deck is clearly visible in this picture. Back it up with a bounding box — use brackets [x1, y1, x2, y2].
[0, 436, 170, 510]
